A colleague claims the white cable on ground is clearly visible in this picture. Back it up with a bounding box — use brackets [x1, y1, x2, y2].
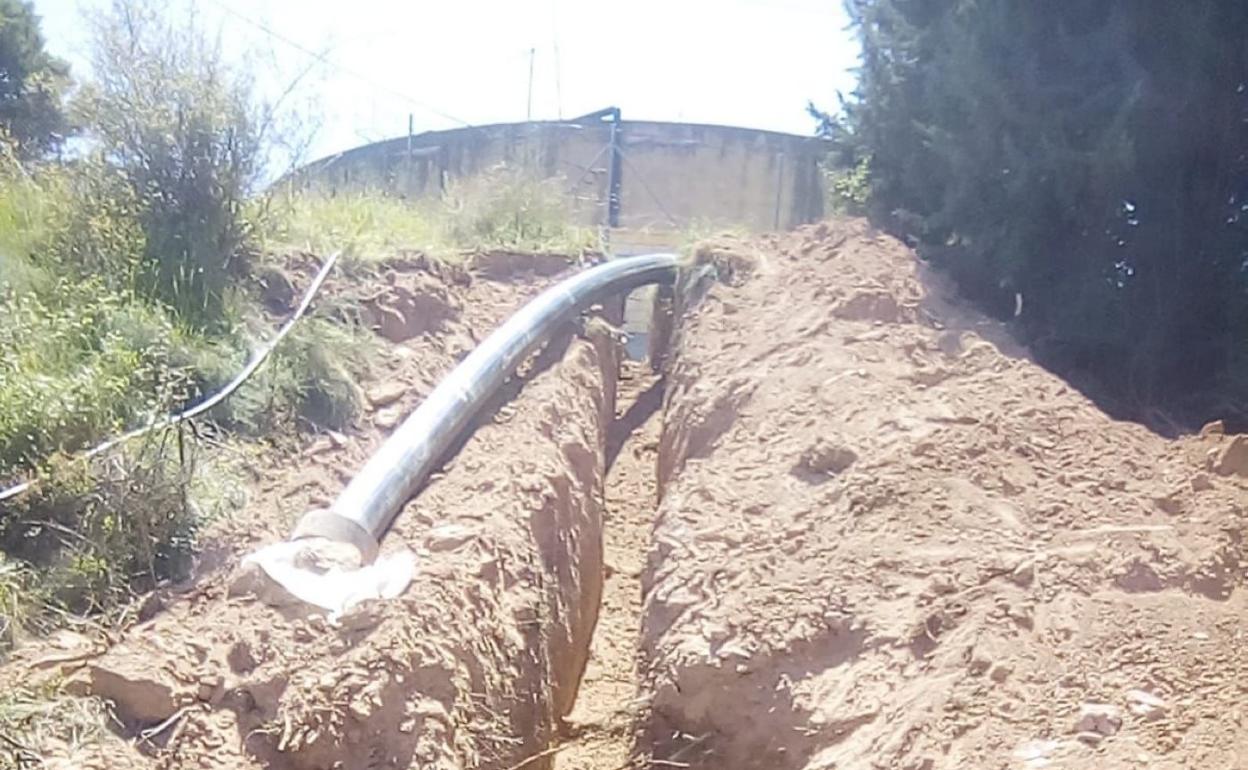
[0, 251, 341, 503]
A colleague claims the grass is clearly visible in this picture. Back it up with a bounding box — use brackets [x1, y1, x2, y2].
[0, 158, 595, 649]
[0, 158, 375, 642]
[0, 681, 114, 763]
[261, 163, 597, 264]
[0, 153, 613, 762]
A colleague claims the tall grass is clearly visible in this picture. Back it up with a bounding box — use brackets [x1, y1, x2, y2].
[263, 164, 596, 263]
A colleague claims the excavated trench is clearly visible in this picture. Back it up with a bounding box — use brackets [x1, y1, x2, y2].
[23, 222, 1248, 770]
[42, 255, 681, 770]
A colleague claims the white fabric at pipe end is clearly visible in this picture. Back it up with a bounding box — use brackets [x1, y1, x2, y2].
[240, 538, 416, 623]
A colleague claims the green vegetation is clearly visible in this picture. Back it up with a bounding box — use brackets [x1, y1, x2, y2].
[75, 1, 264, 326]
[0, 0, 593, 643]
[840, 1, 1248, 423]
[809, 102, 872, 217]
[264, 164, 596, 263]
[0, 0, 367, 640]
[0, 0, 69, 159]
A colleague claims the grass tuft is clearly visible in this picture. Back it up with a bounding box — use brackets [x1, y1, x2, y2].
[262, 163, 596, 264]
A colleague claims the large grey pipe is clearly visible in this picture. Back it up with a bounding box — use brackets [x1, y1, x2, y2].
[292, 253, 680, 561]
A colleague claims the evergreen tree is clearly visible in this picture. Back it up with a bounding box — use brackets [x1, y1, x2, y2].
[847, 0, 1248, 423]
[0, 0, 69, 157]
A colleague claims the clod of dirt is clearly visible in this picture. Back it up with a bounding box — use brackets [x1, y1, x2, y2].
[1200, 419, 1225, 437]
[831, 288, 903, 323]
[793, 438, 857, 478]
[363, 273, 461, 343]
[373, 405, 403, 429]
[1126, 689, 1168, 721]
[365, 381, 406, 408]
[1211, 434, 1248, 477]
[81, 662, 178, 725]
[1074, 703, 1122, 737]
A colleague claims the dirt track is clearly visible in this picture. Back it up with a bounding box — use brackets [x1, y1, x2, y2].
[9, 221, 1248, 769]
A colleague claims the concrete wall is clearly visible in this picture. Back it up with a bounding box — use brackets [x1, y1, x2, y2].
[291, 119, 827, 232]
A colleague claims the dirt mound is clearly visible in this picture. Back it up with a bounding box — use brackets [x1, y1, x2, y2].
[7, 255, 630, 769]
[639, 219, 1248, 769]
[468, 251, 577, 282]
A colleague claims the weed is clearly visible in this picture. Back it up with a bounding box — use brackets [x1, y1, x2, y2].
[0, 682, 114, 763]
[1, 429, 200, 620]
[214, 316, 372, 434]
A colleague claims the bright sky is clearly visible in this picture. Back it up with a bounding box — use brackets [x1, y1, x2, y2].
[30, 0, 860, 162]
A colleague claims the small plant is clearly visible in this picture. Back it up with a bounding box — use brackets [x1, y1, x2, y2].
[821, 154, 872, 217]
[214, 316, 372, 434]
[0, 430, 200, 620]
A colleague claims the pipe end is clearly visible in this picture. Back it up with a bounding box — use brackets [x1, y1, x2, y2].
[291, 509, 380, 564]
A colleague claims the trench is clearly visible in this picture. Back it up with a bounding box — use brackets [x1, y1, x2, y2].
[552, 362, 665, 770]
[61, 264, 683, 770]
[523, 278, 673, 770]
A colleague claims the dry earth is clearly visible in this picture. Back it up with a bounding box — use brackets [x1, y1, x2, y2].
[6, 250, 612, 770]
[639, 219, 1248, 770]
[5, 221, 1248, 770]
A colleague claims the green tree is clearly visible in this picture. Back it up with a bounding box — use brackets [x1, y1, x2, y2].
[0, 0, 70, 158]
[846, 0, 1248, 424]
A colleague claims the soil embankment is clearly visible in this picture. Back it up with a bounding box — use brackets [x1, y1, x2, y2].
[17, 252, 621, 770]
[638, 220, 1248, 769]
[12, 221, 1248, 770]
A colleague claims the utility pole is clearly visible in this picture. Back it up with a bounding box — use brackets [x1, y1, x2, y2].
[527, 48, 536, 122]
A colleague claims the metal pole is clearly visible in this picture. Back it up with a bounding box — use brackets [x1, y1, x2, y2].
[606, 107, 622, 228]
[527, 48, 536, 122]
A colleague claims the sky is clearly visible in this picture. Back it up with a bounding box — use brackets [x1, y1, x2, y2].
[29, 0, 860, 163]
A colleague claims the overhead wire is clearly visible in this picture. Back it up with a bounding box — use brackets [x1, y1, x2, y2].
[201, 0, 473, 127]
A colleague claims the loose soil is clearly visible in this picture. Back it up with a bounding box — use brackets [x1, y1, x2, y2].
[554, 365, 664, 770]
[6, 220, 1248, 770]
[639, 219, 1248, 770]
[6, 251, 616, 770]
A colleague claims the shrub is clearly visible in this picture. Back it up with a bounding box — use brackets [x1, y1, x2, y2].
[211, 316, 371, 435]
[0, 279, 200, 477]
[0, 1, 358, 640]
[72, 0, 265, 327]
[1, 431, 200, 617]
